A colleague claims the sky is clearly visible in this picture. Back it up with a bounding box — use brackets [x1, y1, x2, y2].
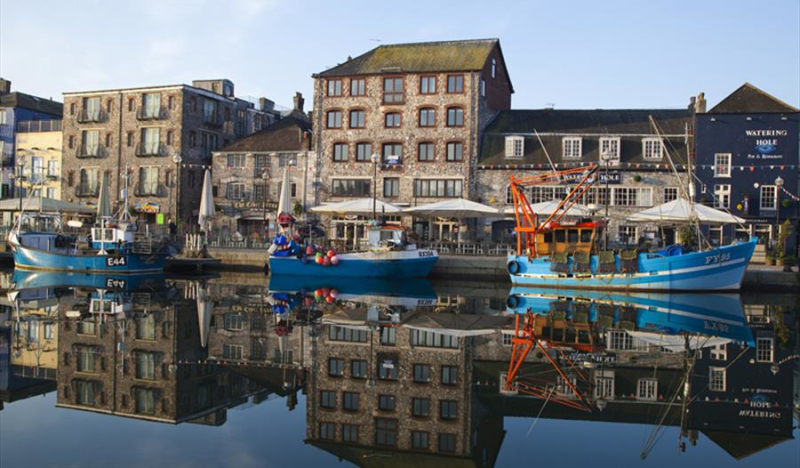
[0, 0, 798, 111]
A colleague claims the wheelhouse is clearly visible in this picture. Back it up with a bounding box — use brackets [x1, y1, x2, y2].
[535, 220, 605, 257]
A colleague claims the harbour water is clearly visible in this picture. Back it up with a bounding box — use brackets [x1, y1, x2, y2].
[0, 271, 797, 467]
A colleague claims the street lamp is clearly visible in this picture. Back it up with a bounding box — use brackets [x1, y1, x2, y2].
[600, 151, 612, 249]
[172, 154, 182, 229]
[774, 176, 784, 261]
[262, 169, 270, 239]
[370, 152, 380, 221]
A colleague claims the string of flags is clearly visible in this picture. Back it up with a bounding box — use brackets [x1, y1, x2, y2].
[478, 162, 798, 171]
[780, 186, 800, 202]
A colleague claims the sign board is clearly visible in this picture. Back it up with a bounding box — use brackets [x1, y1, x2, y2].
[156, 213, 165, 225]
[134, 202, 160, 214]
[386, 154, 400, 165]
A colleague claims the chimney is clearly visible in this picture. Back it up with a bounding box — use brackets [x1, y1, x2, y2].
[293, 92, 304, 112]
[259, 97, 275, 112]
[0, 78, 11, 95]
[688, 96, 696, 111]
[695, 93, 707, 114]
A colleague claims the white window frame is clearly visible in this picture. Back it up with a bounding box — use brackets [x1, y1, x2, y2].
[714, 153, 731, 178]
[563, 137, 582, 159]
[636, 378, 658, 401]
[480, 79, 486, 97]
[710, 343, 727, 360]
[663, 187, 679, 203]
[713, 184, 731, 209]
[709, 367, 726, 392]
[642, 137, 664, 160]
[756, 337, 774, 363]
[760, 185, 777, 210]
[505, 136, 524, 159]
[593, 371, 615, 400]
[599, 137, 621, 166]
[501, 332, 514, 346]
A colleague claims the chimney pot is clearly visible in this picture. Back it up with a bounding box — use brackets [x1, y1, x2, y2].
[0, 78, 11, 95]
[293, 92, 305, 112]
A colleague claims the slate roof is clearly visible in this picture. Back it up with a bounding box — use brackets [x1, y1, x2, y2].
[479, 109, 692, 166]
[0, 92, 63, 116]
[318, 39, 499, 77]
[215, 116, 311, 153]
[709, 83, 798, 114]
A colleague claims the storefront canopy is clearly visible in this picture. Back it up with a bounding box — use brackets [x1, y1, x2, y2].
[404, 198, 501, 218]
[627, 198, 745, 225]
[0, 197, 95, 214]
[311, 198, 404, 216]
[503, 199, 593, 217]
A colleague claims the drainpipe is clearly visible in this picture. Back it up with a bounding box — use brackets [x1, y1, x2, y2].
[116, 92, 124, 205]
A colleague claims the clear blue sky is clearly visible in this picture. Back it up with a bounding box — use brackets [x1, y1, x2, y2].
[1, 0, 798, 111]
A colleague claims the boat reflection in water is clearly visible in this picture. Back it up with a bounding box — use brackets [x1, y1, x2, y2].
[0, 272, 796, 464]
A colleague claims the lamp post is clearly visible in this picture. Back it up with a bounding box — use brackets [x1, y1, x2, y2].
[600, 151, 611, 249]
[173, 154, 183, 230]
[262, 169, 270, 239]
[370, 152, 380, 220]
[774, 176, 784, 263]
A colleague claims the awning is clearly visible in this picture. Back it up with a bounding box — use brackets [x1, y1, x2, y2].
[0, 197, 95, 214]
[628, 198, 745, 224]
[503, 199, 592, 217]
[311, 198, 404, 215]
[404, 199, 501, 218]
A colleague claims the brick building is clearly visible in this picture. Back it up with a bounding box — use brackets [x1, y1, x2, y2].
[211, 114, 312, 237]
[312, 39, 513, 243]
[60, 79, 279, 227]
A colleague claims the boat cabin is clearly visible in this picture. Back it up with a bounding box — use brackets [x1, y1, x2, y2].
[535, 220, 605, 257]
[368, 226, 412, 250]
[90, 224, 134, 251]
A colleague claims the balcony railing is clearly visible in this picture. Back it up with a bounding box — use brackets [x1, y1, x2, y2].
[76, 144, 108, 159]
[136, 107, 169, 121]
[203, 112, 223, 128]
[135, 142, 167, 157]
[76, 109, 108, 124]
[134, 183, 168, 198]
[17, 120, 63, 133]
[75, 184, 99, 197]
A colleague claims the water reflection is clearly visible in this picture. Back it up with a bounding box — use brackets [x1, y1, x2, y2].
[0, 271, 797, 465]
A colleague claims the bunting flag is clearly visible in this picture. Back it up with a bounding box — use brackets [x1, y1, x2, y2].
[780, 186, 800, 202]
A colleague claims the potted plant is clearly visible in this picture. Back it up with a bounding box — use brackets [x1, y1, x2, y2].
[633, 174, 642, 183]
[766, 254, 776, 266]
[776, 220, 793, 271]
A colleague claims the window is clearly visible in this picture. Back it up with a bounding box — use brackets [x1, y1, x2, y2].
[76, 381, 95, 406]
[168, 96, 175, 110]
[375, 418, 397, 447]
[350, 78, 366, 97]
[378, 358, 398, 380]
[412, 431, 429, 450]
[81, 130, 100, 157]
[378, 394, 395, 411]
[319, 422, 336, 441]
[332, 179, 370, 197]
[439, 434, 456, 453]
[710, 343, 727, 360]
[714, 184, 731, 209]
[419, 108, 435, 127]
[714, 153, 731, 177]
[480, 79, 486, 97]
[663, 187, 679, 203]
[382, 143, 403, 165]
[642, 137, 663, 160]
[637, 379, 658, 401]
[412, 179, 463, 199]
[446, 107, 464, 127]
[380, 326, 396, 345]
[383, 178, 399, 198]
[447, 75, 464, 93]
[134, 388, 155, 415]
[128, 98, 135, 112]
[600, 137, 621, 163]
[343, 424, 359, 443]
[412, 398, 430, 417]
[349, 110, 365, 128]
[44, 322, 55, 340]
[328, 326, 366, 344]
[413, 364, 431, 383]
[227, 154, 246, 168]
[136, 314, 156, 340]
[505, 136, 524, 158]
[418, 142, 435, 161]
[355, 142, 372, 162]
[166, 130, 173, 145]
[136, 353, 156, 380]
[226, 183, 245, 200]
[491, 58, 497, 78]
[328, 358, 345, 377]
[594, 371, 615, 399]
[441, 366, 458, 385]
[760, 185, 777, 210]
[420, 76, 436, 94]
[77, 347, 95, 372]
[618, 225, 637, 245]
[320, 390, 336, 409]
[223, 313, 244, 330]
[140, 127, 160, 155]
[756, 337, 774, 362]
[202, 98, 218, 124]
[222, 344, 243, 360]
[138, 166, 159, 195]
[327, 79, 342, 97]
[326, 110, 342, 128]
[351, 360, 367, 378]
[613, 187, 652, 207]
[333, 143, 348, 162]
[78, 168, 100, 194]
[709, 367, 726, 391]
[563, 137, 582, 159]
[68, 135, 75, 149]
[104, 133, 112, 148]
[343, 392, 360, 411]
[439, 400, 457, 420]
[142, 93, 161, 118]
[446, 142, 463, 161]
[83, 97, 101, 120]
[47, 160, 59, 178]
[385, 112, 401, 128]
[383, 77, 403, 103]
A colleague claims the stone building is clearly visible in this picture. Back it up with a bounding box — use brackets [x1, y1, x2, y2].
[60, 79, 279, 227]
[312, 39, 513, 242]
[477, 106, 694, 246]
[211, 114, 312, 237]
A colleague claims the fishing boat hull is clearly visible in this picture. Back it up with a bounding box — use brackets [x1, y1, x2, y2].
[269, 249, 438, 278]
[507, 238, 757, 291]
[12, 243, 169, 274]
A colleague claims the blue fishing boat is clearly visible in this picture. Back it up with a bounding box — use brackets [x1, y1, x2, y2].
[268, 225, 438, 278]
[10, 269, 167, 292]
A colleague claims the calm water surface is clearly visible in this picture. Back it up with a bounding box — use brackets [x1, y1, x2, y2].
[1, 270, 797, 468]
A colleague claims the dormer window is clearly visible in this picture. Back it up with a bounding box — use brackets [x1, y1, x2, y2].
[505, 136, 524, 159]
[599, 137, 621, 166]
[563, 137, 582, 159]
[642, 137, 664, 160]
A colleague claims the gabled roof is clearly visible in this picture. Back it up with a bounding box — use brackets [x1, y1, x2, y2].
[318, 39, 499, 77]
[214, 116, 311, 153]
[708, 83, 798, 114]
[0, 92, 63, 116]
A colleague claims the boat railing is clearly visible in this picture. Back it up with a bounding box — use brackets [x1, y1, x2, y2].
[131, 232, 154, 254]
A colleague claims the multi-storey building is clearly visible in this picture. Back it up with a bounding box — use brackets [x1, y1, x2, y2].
[13, 119, 63, 204]
[61, 79, 279, 226]
[312, 39, 513, 242]
[0, 78, 63, 200]
[211, 114, 313, 237]
[477, 106, 695, 246]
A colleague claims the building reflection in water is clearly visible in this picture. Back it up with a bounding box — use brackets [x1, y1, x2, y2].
[0, 270, 796, 463]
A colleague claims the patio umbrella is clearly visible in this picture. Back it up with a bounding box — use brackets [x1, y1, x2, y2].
[503, 199, 592, 217]
[198, 169, 215, 232]
[627, 198, 745, 225]
[96, 172, 112, 219]
[403, 198, 501, 218]
[277, 168, 292, 216]
[196, 283, 213, 348]
[311, 198, 404, 215]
